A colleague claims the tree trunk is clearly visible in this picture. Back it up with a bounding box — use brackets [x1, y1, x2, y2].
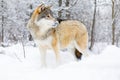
[65, 0, 70, 19]
[65, 0, 69, 7]
[58, 0, 62, 18]
[112, 0, 115, 45]
[89, 0, 97, 50]
[29, 4, 33, 41]
[1, 0, 4, 43]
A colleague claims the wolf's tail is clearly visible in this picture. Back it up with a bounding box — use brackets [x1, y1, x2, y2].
[74, 29, 88, 60]
[75, 48, 82, 60]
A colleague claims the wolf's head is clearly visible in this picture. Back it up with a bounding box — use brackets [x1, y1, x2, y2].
[34, 4, 58, 28]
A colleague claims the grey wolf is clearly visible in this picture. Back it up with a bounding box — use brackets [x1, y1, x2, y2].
[27, 4, 88, 67]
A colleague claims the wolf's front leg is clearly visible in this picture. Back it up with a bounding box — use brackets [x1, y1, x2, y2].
[53, 46, 60, 63]
[39, 46, 47, 68]
[52, 37, 60, 66]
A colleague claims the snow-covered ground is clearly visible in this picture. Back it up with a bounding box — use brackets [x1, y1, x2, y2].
[0, 43, 120, 80]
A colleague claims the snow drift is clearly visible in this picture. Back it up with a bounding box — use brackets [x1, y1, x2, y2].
[0, 45, 120, 80]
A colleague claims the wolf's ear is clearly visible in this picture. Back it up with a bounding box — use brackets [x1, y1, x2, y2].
[45, 5, 52, 9]
[37, 4, 45, 13]
[40, 4, 46, 11]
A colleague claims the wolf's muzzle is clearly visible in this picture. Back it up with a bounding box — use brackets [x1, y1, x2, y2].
[52, 21, 59, 28]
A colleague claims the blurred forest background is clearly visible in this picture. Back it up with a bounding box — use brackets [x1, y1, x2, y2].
[0, 0, 120, 50]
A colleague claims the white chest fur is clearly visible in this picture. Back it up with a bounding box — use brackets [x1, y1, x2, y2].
[34, 36, 53, 49]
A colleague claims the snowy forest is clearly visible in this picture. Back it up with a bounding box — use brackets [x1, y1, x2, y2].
[0, 0, 120, 80]
[0, 0, 120, 50]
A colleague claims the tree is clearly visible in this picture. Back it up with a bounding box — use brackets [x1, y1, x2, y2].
[28, 4, 33, 41]
[1, 0, 4, 43]
[65, 0, 70, 19]
[89, 0, 97, 50]
[111, 0, 120, 45]
[58, 0, 62, 18]
[112, 0, 115, 45]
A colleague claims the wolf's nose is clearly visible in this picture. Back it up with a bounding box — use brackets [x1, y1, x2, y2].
[52, 21, 59, 28]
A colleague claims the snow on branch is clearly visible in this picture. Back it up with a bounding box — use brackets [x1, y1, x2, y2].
[53, 0, 78, 12]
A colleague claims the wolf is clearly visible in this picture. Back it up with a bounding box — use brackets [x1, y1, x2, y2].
[27, 4, 88, 67]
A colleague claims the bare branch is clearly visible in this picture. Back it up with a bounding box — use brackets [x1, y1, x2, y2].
[21, 41, 26, 58]
[14, 53, 22, 62]
[71, 0, 79, 6]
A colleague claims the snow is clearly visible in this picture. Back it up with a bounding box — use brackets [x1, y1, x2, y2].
[0, 44, 120, 80]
